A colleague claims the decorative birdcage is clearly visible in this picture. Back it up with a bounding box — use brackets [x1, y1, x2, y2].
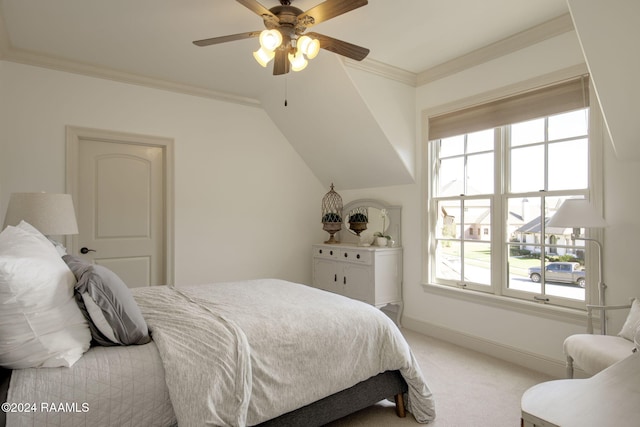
[321, 183, 343, 243]
[347, 206, 368, 236]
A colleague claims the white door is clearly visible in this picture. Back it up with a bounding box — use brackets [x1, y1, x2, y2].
[67, 127, 173, 287]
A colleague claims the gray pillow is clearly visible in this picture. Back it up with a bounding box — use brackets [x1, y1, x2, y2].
[63, 255, 151, 346]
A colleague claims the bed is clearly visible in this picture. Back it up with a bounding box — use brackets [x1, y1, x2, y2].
[0, 222, 435, 426]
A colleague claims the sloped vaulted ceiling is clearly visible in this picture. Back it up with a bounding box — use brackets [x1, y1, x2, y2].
[259, 54, 415, 190]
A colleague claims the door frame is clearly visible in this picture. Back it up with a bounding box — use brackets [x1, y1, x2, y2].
[65, 125, 175, 286]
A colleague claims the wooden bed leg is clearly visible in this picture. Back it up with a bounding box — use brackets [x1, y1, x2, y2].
[394, 393, 406, 418]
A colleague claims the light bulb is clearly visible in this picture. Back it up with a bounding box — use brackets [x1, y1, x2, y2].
[298, 35, 320, 59]
[288, 51, 308, 72]
[253, 47, 275, 67]
[259, 29, 283, 51]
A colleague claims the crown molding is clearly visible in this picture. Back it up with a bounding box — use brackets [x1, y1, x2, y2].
[344, 13, 575, 88]
[0, 5, 261, 109]
[2, 47, 262, 107]
[417, 13, 575, 86]
[343, 57, 417, 87]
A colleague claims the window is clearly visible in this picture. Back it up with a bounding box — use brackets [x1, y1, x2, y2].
[426, 76, 598, 309]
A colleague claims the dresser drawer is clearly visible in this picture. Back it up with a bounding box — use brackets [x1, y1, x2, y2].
[313, 245, 339, 259]
[339, 248, 372, 265]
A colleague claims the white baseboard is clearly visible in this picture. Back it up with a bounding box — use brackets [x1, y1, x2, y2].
[402, 316, 579, 379]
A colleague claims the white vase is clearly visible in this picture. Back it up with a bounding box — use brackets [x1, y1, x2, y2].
[376, 237, 388, 247]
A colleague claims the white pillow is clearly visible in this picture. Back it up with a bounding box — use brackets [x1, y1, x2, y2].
[618, 298, 640, 341]
[0, 222, 91, 369]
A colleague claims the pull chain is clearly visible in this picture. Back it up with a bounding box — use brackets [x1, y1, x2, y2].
[284, 76, 288, 107]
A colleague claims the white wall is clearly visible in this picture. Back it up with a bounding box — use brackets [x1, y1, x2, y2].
[0, 60, 326, 285]
[343, 30, 640, 376]
[567, 0, 640, 159]
[346, 67, 417, 178]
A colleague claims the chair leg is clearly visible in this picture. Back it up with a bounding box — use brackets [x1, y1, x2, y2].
[566, 355, 574, 379]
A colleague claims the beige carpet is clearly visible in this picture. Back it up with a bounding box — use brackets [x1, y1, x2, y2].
[326, 328, 553, 427]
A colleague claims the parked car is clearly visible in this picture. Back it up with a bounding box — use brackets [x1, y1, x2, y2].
[528, 262, 586, 288]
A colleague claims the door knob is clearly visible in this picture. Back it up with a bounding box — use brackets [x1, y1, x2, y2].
[80, 247, 96, 254]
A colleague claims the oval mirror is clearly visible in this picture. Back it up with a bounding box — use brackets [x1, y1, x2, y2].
[340, 199, 402, 246]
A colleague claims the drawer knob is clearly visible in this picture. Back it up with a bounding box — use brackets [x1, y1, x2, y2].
[319, 249, 323, 254]
[330, 250, 334, 255]
[344, 253, 348, 258]
[356, 254, 360, 259]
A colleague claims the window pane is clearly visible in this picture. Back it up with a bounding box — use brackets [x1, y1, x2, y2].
[437, 200, 461, 239]
[435, 240, 461, 281]
[438, 157, 463, 196]
[467, 152, 493, 195]
[507, 196, 541, 243]
[510, 145, 544, 192]
[507, 243, 542, 293]
[467, 129, 494, 153]
[439, 135, 465, 157]
[463, 199, 491, 241]
[511, 118, 545, 147]
[507, 197, 544, 293]
[541, 248, 586, 301]
[464, 241, 491, 285]
[548, 139, 588, 191]
[549, 109, 589, 141]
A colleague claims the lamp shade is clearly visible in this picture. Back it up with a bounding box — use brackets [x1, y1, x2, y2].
[547, 199, 607, 229]
[3, 192, 79, 235]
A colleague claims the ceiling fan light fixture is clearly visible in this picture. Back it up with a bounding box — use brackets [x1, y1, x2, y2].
[288, 51, 308, 72]
[297, 35, 320, 59]
[253, 46, 275, 67]
[259, 29, 283, 51]
[193, 0, 370, 76]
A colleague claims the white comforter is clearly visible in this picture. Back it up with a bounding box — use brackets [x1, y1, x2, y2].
[132, 279, 435, 426]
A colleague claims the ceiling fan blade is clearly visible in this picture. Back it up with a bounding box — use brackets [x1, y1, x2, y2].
[273, 49, 290, 75]
[236, 0, 277, 20]
[298, 0, 367, 28]
[306, 32, 369, 61]
[193, 31, 261, 47]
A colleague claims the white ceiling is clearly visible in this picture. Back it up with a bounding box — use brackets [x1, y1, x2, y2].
[0, 0, 570, 101]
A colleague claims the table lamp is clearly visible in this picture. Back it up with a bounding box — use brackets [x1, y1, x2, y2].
[3, 192, 79, 252]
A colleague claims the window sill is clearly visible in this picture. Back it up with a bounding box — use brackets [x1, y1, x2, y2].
[421, 282, 591, 327]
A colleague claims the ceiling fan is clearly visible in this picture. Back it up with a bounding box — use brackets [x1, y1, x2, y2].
[193, 0, 370, 75]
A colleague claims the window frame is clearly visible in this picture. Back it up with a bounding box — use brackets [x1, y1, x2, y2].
[422, 67, 604, 315]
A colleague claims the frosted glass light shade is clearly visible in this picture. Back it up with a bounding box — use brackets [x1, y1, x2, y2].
[259, 29, 282, 51]
[253, 47, 275, 67]
[3, 192, 79, 235]
[288, 51, 308, 72]
[297, 35, 320, 59]
[547, 199, 607, 229]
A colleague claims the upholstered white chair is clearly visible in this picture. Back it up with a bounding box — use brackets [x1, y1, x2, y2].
[564, 298, 640, 378]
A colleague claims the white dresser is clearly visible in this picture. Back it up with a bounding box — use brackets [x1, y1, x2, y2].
[312, 243, 403, 324]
